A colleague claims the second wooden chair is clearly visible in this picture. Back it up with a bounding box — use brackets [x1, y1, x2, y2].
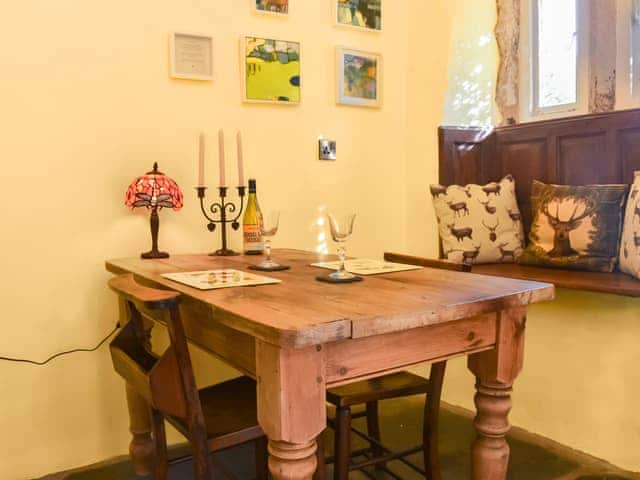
[319, 253, 471, 480]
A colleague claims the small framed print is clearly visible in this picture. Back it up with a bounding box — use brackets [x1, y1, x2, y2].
[169, 32, 213, 81]
[254, 0, 289, 15]
[335, 0, 382, 32]
[336, 47, 382, 108]
[241, 36, 301, 104]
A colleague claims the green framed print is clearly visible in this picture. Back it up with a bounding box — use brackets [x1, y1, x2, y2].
[241, 36, 301, 104]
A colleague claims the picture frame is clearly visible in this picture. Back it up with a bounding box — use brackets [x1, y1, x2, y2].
[240, 35, 301, 105]
[169, 32, 213, 81]
[334, 0, 382, 32]
[254, 0, 289, 16]
[336, 47, 382, 108]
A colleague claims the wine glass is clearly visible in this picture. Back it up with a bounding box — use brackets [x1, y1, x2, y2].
[252, 211, 289, 271]
[327, 213, 360, 281]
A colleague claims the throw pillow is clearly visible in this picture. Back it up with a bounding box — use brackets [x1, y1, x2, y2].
[518, 180, 628, 272]
[619, 172, 640, 278]
[430, 175, 525, 265]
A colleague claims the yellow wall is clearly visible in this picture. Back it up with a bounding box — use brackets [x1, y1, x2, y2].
[0, 1, 428, 478]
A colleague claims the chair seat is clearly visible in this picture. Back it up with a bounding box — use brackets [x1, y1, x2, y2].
[327, 371, 430, 407]
[167, 376, 264, 451]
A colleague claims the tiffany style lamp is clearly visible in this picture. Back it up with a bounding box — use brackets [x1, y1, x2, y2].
[125, 162, 184, 259]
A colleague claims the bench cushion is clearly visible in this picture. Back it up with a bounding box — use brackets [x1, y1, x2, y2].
[519, 181, 628, 273]
[430, 175, 525, 265]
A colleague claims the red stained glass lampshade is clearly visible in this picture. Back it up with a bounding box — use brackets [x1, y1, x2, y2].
[125, 162, 183, 211]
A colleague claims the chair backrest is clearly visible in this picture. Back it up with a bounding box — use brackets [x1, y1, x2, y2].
[108, 274, 209, 442]
[383, 252, 472, 272]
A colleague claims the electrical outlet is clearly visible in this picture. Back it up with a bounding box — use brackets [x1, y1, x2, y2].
[318, 139, 337, 161]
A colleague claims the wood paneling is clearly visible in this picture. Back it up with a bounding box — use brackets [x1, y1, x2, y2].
[439, 108, 640, 225]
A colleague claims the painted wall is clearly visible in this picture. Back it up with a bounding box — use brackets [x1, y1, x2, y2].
[0, 1, 425, 478]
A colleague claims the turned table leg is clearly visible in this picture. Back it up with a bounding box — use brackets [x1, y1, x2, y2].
[125, 383, 154, 476]
[468, 307, 526, 480]
[121, 300, 155, 476]
[256, 341, 326, 480]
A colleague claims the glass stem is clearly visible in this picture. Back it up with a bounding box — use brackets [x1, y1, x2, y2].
[265, 238, 272, 262]
[338, 244, 346, 275]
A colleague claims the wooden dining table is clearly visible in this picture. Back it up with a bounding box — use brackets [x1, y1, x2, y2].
[105, 249, 554, 480]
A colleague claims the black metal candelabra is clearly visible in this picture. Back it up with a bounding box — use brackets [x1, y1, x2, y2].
[196, 186, 246, 256]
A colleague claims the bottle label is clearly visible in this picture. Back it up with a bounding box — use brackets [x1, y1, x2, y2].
[243, 224, 264, 252]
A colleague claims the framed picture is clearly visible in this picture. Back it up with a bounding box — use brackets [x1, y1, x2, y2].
[336, 47, 382, 108]
[241, 36, 301, 104]
[254, 0, 289, 15]
[169, 32, 213, 81]
[335, 0, 382, 31]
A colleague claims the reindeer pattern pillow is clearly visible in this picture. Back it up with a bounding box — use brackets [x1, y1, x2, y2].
[619, 172, 640, 279]
[518, 180, 628, 272]
[430, 175, 525, 265]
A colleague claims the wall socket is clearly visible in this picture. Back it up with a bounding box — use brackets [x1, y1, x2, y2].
[318, 139, 337, 161]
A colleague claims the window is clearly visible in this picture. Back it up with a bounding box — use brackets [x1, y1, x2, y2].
[520, 0, 588, 120]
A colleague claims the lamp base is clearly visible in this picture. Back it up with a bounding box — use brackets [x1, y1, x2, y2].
[210, 248, 240, 257]
[141, 250, 170, 259]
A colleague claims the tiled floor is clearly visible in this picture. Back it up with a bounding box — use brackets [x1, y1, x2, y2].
[43, 397, 639, 480]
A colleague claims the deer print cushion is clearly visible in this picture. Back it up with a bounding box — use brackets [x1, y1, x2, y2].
[619, 172, 640, 279]
[430, 175, 525, 265]
[518, 180, 628, 272]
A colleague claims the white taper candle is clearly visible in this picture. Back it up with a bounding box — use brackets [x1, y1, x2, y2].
[237, 131, 245, 186]
[198, 132, 205, 187]
[218, 128, 226, 186]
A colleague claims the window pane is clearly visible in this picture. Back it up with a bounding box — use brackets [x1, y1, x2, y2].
[537, 0, 578, 108]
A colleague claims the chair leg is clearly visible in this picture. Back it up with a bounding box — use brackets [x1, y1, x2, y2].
[334, 406, 351, 480]
[365, 401, 385, 471]
[151, 409, 168, 480]
[424, 361, 446, 480]
[255, 436, 269, 480]
[314, 430, 326, 480]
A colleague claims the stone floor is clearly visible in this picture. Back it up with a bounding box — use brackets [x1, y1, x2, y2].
[41, 397, 639, 480]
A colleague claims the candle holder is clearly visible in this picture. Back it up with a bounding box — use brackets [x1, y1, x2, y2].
[197, 186, 246, 256]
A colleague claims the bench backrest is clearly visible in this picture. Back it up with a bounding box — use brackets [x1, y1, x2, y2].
[439, 108, 640, 236]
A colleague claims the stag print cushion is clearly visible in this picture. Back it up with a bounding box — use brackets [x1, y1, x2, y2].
[619, 172, 640, 279]
[430, 175, 525, 265]
[518, 180, 628, 272]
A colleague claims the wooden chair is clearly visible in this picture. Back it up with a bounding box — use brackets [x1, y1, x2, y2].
[320, 253, 471, 480]
[108, 274, 268, 480]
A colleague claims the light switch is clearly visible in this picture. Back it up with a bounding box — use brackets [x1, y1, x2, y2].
[319, 139, 337, 161]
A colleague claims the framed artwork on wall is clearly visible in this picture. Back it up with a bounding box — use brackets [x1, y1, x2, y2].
[169, 32, 213, 81]
[336, 47, 382, 108]
[335, 0, 382, 31]
[254, 0, 289, 15]
[241, 36, 301, 104]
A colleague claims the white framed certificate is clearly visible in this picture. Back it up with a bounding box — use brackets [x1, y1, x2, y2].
[169, 32, 213, 81]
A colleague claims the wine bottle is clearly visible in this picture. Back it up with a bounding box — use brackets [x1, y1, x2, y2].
[243, 179, 264, 255]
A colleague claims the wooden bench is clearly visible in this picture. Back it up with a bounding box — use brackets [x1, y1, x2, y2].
[437, 108, 640, 298]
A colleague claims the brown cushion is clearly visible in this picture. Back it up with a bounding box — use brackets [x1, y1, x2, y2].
[430, 175, 525, 264]
[518, 180, 628, 272]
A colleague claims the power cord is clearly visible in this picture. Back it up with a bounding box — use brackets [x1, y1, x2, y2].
[0, 324, 120, 366]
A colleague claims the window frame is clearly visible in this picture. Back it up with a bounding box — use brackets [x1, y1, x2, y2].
[519, 0, 590, 121]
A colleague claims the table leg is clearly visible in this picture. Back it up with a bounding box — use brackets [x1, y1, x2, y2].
[125, 383, 154, 476]
[467, 307, 526, 480]
[121, 301, 155, 476]
[256, 341, 326, 480]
